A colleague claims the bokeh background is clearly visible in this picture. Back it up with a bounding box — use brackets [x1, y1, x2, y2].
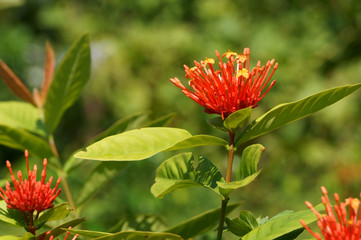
[1, 0, 361, 239]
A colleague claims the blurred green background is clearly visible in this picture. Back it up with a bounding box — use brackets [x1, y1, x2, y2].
[1, 0, 361, 239]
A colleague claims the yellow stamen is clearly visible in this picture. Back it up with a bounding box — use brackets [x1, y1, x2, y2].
[237, 55, 247, 63]
[202, 57, 215, 67]
[346, 198, 360, 211]
[236, 68, 249, 78]
[223, 50, 238, 58]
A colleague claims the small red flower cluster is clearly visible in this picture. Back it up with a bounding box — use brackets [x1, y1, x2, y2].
[170, 48, 278, 119]
[300, 186, 361, 240]
[0, 150, 61, 214]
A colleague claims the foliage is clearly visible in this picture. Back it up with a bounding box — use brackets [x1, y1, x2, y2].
[0, 1, 361, 239]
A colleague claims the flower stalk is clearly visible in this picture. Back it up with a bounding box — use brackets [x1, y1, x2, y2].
[217, 131, 236, 240]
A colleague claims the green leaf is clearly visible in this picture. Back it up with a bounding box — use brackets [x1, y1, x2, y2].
[0, 200, 24, 227]
[0, 125, 53, 159]
[207, 116, 227, 131]
[217, 144, 265, 197]
[166, 135, 228, 151]
[35, 203, 71, 227]
[74, 128, 192, 161]
[242, 205, 324, 240]
[108, 214, 166, 232]
[0, 233, 34, 240]
[0, 101, 45, 136]
[44, 34, 91, 133]
[93, 231, 182, 240]
[36, 217, 86, 240]
[143, 113, 176, 127]
[223, 107, 252, 133]
[236, 144, 265, 180]
[77, 162, 128, 207]
[150, 152, 223, 199]
[86, 112, 145, 146]
[19, 233, 35, 240]
[65, 229, 111, 238]
[225, 210, 259, 237]
[236, 83, 361, 147]
[217, 172, 261, 198]
[0, 236, 20, 240]
[165, 202, 242, 239]
[273, 228, 304, 240]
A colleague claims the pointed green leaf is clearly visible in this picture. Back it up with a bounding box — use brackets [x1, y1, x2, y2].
[207, 116, 227, 131]
[166, 135, 228, 151]
[165, 202, 242, 238]
[0, 101, 45, 136]
[143, 113, 176, 127]
[225, 210, 259, 237]
[108, 214, 166, 232]
[0, 125, 53, 159]
[217, 144, 265, 197]
[35, 203, 71, 227]
[64, 229, 111, 238]
[236, 83, 361, 146]
[44, 34, 91, 133]
[77, 162, 128, 207]
[150, 152, 223, 199]
[217, 171, 261, 198]
[242, 205, 324, 240]
[223, 107, 252, 133]
[236, 144, 265, 180]
[36, 217, 86, 240]
[94, 231, 182, 240]
[74, 128, 192, 161]
[86, 112, 145, 146]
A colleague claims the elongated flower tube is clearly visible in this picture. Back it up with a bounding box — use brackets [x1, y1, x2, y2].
[170, 48, 278, 119]
[300, 186, 361, 240]
[0, 150, 61, 228]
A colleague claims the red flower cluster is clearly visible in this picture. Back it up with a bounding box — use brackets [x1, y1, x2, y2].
[0, 150, 61, 214]
[170, 48, 278, 119]
[300, 186, 361, 240]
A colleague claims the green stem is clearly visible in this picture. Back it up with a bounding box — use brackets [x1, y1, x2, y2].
[61, 172, 77, 214]
[226, 144, 235, 182]
[38, 107, 77, 214]
[48, 134, 77, 214]
[27, 211, 36, 235]
[226, 131, 235, 182]
[217, 131, 236, 240]
[216, 198, 229, 240]
[48, 134, 59, 159]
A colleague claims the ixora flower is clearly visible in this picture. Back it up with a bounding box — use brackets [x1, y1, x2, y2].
[300, 186, 361, 240]
[0, 150, 61, 220]
[170, 48, 278, 119]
